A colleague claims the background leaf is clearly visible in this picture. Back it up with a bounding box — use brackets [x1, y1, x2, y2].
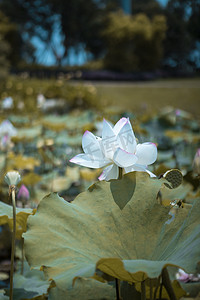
[0, 202, 35, 239]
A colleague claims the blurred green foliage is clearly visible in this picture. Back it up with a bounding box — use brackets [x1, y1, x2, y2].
[0, 0, 200, 72]
[0, 11, 11, 79]
[0, 76, 99, 112]
[102, 12, 167, 71]
[0, 10, 23, 71]
[131, 0, 164, 18]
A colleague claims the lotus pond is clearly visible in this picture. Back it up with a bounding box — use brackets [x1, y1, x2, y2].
[0, 80, 200, 300]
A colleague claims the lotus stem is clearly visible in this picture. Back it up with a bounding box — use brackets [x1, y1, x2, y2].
[118, 167, 123, 180]
[4, 151, 8, 173]
[159, 281, 163, 299]
[10, 187, 16, 300]
[153, 276, 161, 300]
[141, 280, 146, 300]
[115, 278, 120, 300]
[173, 146, 179, 169]
[162, 268, 177, 300]
[21, 238, 24, 275]
[149, 279, 153, 300]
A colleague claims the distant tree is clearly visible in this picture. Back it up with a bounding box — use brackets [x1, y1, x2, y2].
[0, 11, 13, 78]
[102, 11, 167, 71]
[163, 0, 200, 69]
[188, 0, 200, 41]
[163, 0, 192, 68]
[131, 0, 164, 17]
[47, 0, 120, 60]
[0, 0, 55, 66]
[0, 0, 121, 65]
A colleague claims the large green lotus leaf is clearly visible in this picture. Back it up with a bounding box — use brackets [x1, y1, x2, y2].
[24, 172, 200, 298]
[49, 277, 115, 300]
[0, 202, 35, 239]
[5, 261, 52, 300]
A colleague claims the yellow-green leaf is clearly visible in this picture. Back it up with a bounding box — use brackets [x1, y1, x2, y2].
[24, 172, 200, 298]
[0, 202, 36, 239]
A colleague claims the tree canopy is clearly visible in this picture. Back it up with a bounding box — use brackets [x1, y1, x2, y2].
[0, 0, 199, 71]
[102, 12, 167, 71]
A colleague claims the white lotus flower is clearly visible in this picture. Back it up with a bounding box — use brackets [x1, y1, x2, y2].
[0, 120, 17, 137]
[70, 118, 157, 181]
[2, 97, 13, 109]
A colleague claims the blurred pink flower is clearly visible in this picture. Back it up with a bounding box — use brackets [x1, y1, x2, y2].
[17, 184, 30, 201]
[176, 268, 200, 283]
[176, 269, 190, 283]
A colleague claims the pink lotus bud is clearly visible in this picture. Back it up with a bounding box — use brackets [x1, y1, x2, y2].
[17, 184, 30, 201]
[193, 149, 200, 175]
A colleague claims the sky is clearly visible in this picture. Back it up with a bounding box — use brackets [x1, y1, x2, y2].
[33, 0, 169, 66]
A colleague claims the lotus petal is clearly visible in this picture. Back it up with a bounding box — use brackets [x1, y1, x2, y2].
[113, 148, 138, 167]
[136, 142, 157, 165]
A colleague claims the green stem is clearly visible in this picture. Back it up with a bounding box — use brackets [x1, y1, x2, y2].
[118, 167, 123, 180]
[22, 199, 25, 208]
[159, 281, 163, 299]
[141, 280, 146, 300]
[10, 188, 16, 300]
[21, 238, 24, 275]
[115, 278, 120, 300]
[153, 276, 161, 300]
[149, 279, 153, 300]
[5, 151, 8, 173]
[162, 268, 177, 300]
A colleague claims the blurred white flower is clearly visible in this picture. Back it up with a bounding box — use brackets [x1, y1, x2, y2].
[4, 171, 21, 186]
[17, 101, 25, 110]
[37, 94, 46, 108]
[0, 120, 17, 137]
[2, 97, 13, 109]
[70, 118, 157, 181]
[192, 148, 200, 176]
